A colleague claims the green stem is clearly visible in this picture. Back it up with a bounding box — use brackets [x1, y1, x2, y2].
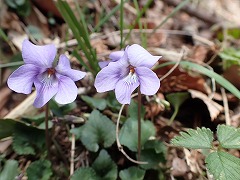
[45, 103, 50, 158]
[137, 88, 141, 161]
[168, 107, 179, 125]
[120, 0, 124, 48]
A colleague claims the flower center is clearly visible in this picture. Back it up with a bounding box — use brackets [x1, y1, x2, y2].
[39, 68, 58, 88]
[123, 66, 138, 85]
[47, 68, 56, 78]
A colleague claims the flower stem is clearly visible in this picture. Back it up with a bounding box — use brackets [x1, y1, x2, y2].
[137, 87, 141, 161]
[45, 102, 50, 159]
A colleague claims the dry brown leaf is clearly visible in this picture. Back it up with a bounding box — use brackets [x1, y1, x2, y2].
[156, 60, 207, 93]
[188, 89, 223, 120]
[171, 157, 188, 176]
[183, 148, 202, 174]
[0, 86, 12, 111]
[0, 139, 12, 153]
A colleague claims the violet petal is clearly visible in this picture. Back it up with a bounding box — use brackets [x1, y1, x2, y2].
[7, 64, 40, 94]
[109, 51, 124, 61]
[54, 75, 78, 104]
[135, 67, 160, 95]
[33, 74, 58, 108]
[22, 39, 56, 68]
[127, 44, 161, 68]
[98, 60, 111, 69]
[115, 78, 140, 104]
[94, 61, 124, 92]
[55, 55, 86, 81]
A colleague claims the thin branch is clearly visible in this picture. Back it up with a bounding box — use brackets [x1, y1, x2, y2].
[116, 104, 147, 165]
[70, 124, 76, 176]
[159, 48, 184, 82]
[220, 88, 231, 126]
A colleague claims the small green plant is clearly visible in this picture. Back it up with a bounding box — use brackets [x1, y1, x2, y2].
[171, 125, 240, 180]
[71, 100, 166, 179]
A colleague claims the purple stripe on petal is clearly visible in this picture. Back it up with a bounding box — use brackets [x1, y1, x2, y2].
[94, 61, 124, 92]
[7, 64, 40, 94]
[135, 67, 160, 95]
[56, 55, 86, 81]
[54, 75, 78, 104]
[33, 74, 58, 108]
[22, 39, 56, 68]
[115, 78, 139, 104]
[127, 44, 161, 68]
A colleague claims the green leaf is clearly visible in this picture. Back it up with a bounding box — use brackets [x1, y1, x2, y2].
[144, 139, 167, 154]
[92, 149, 117, 180]
[180, 61, 240, 99]
[119, 166, 145, 180]
[50, 100, 77, 117]
[128, 100, 145, 119]
[71, 167, 97, 180]
[0, 160, 18, 180]
[26, 160, 52, 180]
[81, 95, 107, 110]
[0, 119, 17, 139]
[166, 92, 190, 124]
[217, 125, 240, 149]
[171, 127, 213, 149]
[106, 92, 121, 111]
[139, 149, 166, 170]
[206, 151, 240, 180]
[12, 124, 45, 155]
[119, 118, 155, 152]
[80, 110, 116, 152]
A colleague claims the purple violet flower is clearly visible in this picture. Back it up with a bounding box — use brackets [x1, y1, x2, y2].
[94, 44, 161, 104]
[98, 51, 124, 69]
[7, 39, 86, 108]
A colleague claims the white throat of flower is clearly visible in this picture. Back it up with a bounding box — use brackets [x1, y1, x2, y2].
[123, 66, 138, 85]
[41, 68, 57, 87]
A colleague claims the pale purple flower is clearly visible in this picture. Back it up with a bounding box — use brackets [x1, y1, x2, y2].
[98, 51, 124, 68]
[94, 44, 161, 104]
[7, 39, 86, 108]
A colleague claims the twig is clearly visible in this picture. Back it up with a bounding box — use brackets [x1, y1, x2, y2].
[159, 48, 184, 82]
[70, 124, 76, 176]
[220, 88, 231, 126]
[116, 104, 147, 164]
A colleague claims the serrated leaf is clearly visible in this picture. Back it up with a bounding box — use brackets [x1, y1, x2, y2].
[80, 110, 116, 152]
[171, 127, 213, 149]
[206, 151, 240, 180]
[217, 125, 240, 149]
[26, 160, 52, 180]
[0, 160, 18, 180]
[119, 166, 145, 180]
[71, 167, 97, 180]
[12, 124, 45, 155]
[92, 149, 117, 180]
[119, 118, 155, 152]
[81, 95, 107, 110]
